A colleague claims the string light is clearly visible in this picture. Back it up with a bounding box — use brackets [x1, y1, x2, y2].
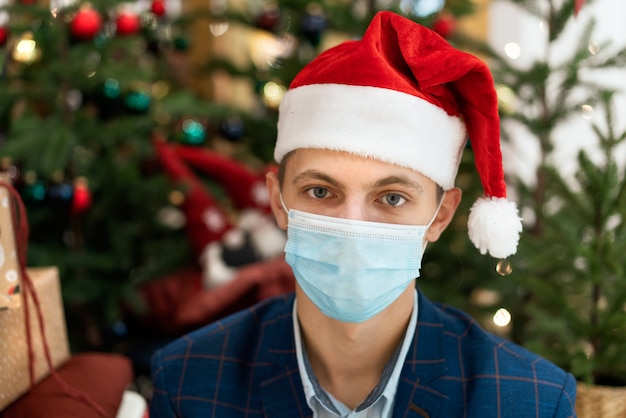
[249, 31, 295, 70]
[496, 84, 516, 114]
[262, 81, 286, 109]
[493, 308, 512, 327]
[470, 288, 500, 307]
[12, 32, 41, 64]
[50, 0, 76, 17]
[250, 31, 281, 69]
[151, 80, 170, 100]
[168, 190, 185, 206]
[209, 22, 229, 36]
[157, 206, 186, 229]
[504, 42, 521, 60]
[581, 104, 594, 119]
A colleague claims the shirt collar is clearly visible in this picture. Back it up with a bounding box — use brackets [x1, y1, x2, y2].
[293, 289, 419, 415]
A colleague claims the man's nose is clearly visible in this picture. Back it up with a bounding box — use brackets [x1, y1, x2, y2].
[338, 197, 368, 221]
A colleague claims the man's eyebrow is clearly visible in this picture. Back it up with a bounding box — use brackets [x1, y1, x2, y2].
[292, 169, 342, 187]
[372, 175, 425, 193]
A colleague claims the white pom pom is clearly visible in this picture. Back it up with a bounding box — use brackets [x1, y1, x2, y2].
[467, 197, 523, 259]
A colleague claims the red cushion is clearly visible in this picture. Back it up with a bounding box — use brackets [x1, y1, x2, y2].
[3, 353, 134, 418]
[140, 256, 295, 334]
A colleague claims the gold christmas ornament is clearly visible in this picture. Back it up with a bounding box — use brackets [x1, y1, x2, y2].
[496, 259, 513, 276]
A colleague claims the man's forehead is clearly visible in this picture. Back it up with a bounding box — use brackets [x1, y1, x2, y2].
[285, 148, 433, 187]
[287, 148, 417, 169]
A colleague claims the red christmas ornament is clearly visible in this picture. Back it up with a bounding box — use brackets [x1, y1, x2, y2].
[574, 0, 586, 17]
[256, 6, 281, 32]
[0, 27, 8, 47]
[432, 12, 456, 40]
[116, 12, 141, 36]
[19, 0, 37, 4]
[71, 177, 92, 214]
[151, 0, 166, 17]
[70, 7, 103, 40]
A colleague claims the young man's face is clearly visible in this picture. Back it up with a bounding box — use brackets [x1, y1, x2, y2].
[267, 148, 460, 243]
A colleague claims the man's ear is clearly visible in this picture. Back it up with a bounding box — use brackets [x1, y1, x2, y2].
[426, 187, 462, 243]
[266, 171, 288, 230]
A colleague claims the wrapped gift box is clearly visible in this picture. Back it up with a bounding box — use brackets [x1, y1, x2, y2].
[0, 266, 71, 411]
[0, 184, 22, 311]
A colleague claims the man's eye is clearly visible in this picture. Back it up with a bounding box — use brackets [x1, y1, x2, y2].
[383, 193, 406, 206]
[307, 187, 329, 199]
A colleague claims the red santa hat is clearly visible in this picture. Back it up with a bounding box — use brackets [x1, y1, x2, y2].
[274, 11, 522, 259]
[154, 139, 233, 256]
[173, 145, 272, 214]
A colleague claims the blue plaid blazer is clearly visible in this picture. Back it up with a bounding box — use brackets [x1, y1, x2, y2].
[150, 291, 577, 417]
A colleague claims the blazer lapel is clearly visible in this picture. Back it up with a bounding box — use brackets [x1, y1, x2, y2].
[393, 291, 449, 418]
[255, 292, 450, 418]
[256, 297, 312, 418]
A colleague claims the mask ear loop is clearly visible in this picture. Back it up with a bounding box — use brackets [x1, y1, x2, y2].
[423, 190, 446, 252]
[426, 190, 446, 228]
[279, 193, 290, 215]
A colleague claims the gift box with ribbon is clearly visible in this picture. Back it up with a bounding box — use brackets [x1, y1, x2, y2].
[0, 180, 72, 410]
[0, 181, 133, 418]
[0, 266, 71, 410]
[0, 180, 22, 311]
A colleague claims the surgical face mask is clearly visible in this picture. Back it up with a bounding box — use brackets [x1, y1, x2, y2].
[281, 196, 443, 323]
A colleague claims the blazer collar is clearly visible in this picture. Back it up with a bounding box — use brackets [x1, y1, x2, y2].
[256, 291, 449, 418]
[256, 294, 312, 417]
[393, 290, 449, 417]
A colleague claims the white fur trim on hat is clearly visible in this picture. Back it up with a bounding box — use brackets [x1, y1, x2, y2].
[275, 83, 466, 190]
[468, 197, 523, 259]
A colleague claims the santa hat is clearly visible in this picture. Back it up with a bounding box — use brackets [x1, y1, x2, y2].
[153, 138, 234, 256]
[154, 137, 284, 259]
[173, 145, 272, 214]
[274, 11, 522, 259]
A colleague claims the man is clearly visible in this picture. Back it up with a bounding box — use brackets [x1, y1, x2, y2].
[150, 11, 577, 417]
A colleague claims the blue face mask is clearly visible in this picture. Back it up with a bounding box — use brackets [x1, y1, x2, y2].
[282, 198, 442, 323]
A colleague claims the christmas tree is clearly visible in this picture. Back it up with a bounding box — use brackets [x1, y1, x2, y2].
[476, 0, 626, 386]
[0, 0, 484, 351]
[1, 0, 219, 349]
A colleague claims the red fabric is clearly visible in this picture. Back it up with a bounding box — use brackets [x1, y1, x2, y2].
[3, 353, 134, 418]
[139, 257, 295, 334]
[174, 144, 274, 214]
[290, 11, 505, 200]
[574, 0, 586, 16]
[153, 139, 233, 255]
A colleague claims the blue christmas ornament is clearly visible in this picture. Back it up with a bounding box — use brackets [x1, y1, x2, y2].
[219, 116, 245, 141]
[103, 78, 121, 99]
[181, 119, 206, 145]
[23, 181, 46, 202]
[46, 182, 74, 203]
[124, 91, 151, 113]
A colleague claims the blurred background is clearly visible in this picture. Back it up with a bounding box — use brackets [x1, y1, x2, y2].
[1, 0, 625, 408]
